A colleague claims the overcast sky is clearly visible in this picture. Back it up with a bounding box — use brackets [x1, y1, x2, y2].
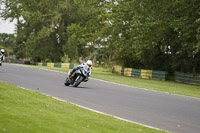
[0, 17, 16, 34]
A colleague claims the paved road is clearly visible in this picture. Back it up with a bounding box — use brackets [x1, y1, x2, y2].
[1, 64, 200, 133]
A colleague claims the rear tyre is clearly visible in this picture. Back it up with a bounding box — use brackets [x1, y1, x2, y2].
[73, 76, 84, 87]
[64, 77, 70, 86]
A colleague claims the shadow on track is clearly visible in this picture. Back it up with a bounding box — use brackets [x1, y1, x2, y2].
[63, 85, 93, 89]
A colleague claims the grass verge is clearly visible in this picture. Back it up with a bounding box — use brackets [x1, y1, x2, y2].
[0, 82, 165, 133]
[92, 67, 200, 98]
[22, 64, 200, 98]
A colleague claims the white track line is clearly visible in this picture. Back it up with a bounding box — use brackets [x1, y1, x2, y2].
[13, 83, 165, 132]
[5, 63, 200, 132]
[2, 64, 168, 131]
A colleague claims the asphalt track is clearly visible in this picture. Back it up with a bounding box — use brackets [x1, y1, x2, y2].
[1, 64, 200, 133]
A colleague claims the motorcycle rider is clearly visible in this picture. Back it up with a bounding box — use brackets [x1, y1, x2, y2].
[0, 49, 5, 65]
[69, 60, 92, 82]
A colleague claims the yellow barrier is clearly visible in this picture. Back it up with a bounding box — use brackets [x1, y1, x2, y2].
[47, 63, 54, 68]
[124, 68, 132, 76]
[141, 69, 152, 79]
[113, 66, 122, 74]
[38, 62, 42, 67]
[61, 63, 69, 69]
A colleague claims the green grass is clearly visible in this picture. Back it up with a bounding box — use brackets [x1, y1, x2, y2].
[25, 64, 200, 98]
[91, 67, 200, 98]
[0, 82, 165, 133]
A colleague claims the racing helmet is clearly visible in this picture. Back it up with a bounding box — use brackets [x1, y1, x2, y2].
[1, 49, 5, 54]
[86, 60, 92, 67]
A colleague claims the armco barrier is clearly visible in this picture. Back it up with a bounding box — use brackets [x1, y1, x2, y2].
[61, 63, 69, 69]
[141, 69, 152, 79]
[112, 66, 122, 74]
[38, 62, 42, 66]
[152, 70, 166, 80]
[47, 63, 54, 67]
[175, 72, 200, 85]
[35, 62, 75, 69]
[54, 63, 61, 68]
[113, 66, 166, 81]
[121, 68, 124, 76]
[5, 58, 24, 64]
[124, 68, 132, 76]
[69, 63, 75, 69]
[132, 69, 141, 78]
[42, 62, 47, 66]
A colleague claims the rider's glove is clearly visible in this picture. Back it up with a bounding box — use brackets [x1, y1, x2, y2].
[87, 73, 90, 77]
[77, 66, 83, 69]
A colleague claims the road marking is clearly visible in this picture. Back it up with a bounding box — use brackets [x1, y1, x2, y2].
[90, 78, 200, 100]
[14, 83, 165, 132]
[2, 65, 170, 132]
[52, 96, 165, 131]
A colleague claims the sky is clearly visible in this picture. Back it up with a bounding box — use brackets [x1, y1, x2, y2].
[0, 17, 16, 34]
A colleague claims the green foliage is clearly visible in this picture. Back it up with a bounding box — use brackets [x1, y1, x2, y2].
[61, 54, 70, 63]
[1, 0, 200, 76]
[0, 33, 16, 48]
[0, 33, 16, 56]
[102, 0, 200, 75]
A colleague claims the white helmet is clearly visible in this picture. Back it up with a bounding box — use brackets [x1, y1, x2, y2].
[1, 49, 5, 54]
[86, 60, 92, 67]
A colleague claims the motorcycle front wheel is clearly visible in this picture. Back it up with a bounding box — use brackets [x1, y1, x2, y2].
[73, 76, 84, 87]
[64, 77, 70, 86]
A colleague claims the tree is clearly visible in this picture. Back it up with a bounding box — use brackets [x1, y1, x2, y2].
[1, 0, 200, 76]
[0, 33, 16, 56]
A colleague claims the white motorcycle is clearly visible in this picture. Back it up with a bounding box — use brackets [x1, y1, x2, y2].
[0, 54, 5, 66]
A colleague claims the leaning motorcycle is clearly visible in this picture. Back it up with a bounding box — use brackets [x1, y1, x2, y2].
[64, 67, 89, 87]
[0, 55, 3, 66]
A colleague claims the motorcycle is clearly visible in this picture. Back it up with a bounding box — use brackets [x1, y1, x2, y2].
[0, 54, 4, 66]
[64, 67, 90, 87]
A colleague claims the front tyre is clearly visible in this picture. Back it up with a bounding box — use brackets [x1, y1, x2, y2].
[73, 76, 84, 87]
[64, 77, 70, 86]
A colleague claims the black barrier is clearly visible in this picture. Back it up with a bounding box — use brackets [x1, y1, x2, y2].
[54, 63, 61, 68]
[152, 70, 166, 80]
[121, 68, 124, 76]
[175, 72, 200, 85]
[69, 63, 74, 69]
[42, 62, 47, 66]
[132, 69, 141, 78]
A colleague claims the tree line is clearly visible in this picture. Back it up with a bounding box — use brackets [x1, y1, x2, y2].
[0, 33, 16, 56]
[1, 0, 200, 77]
